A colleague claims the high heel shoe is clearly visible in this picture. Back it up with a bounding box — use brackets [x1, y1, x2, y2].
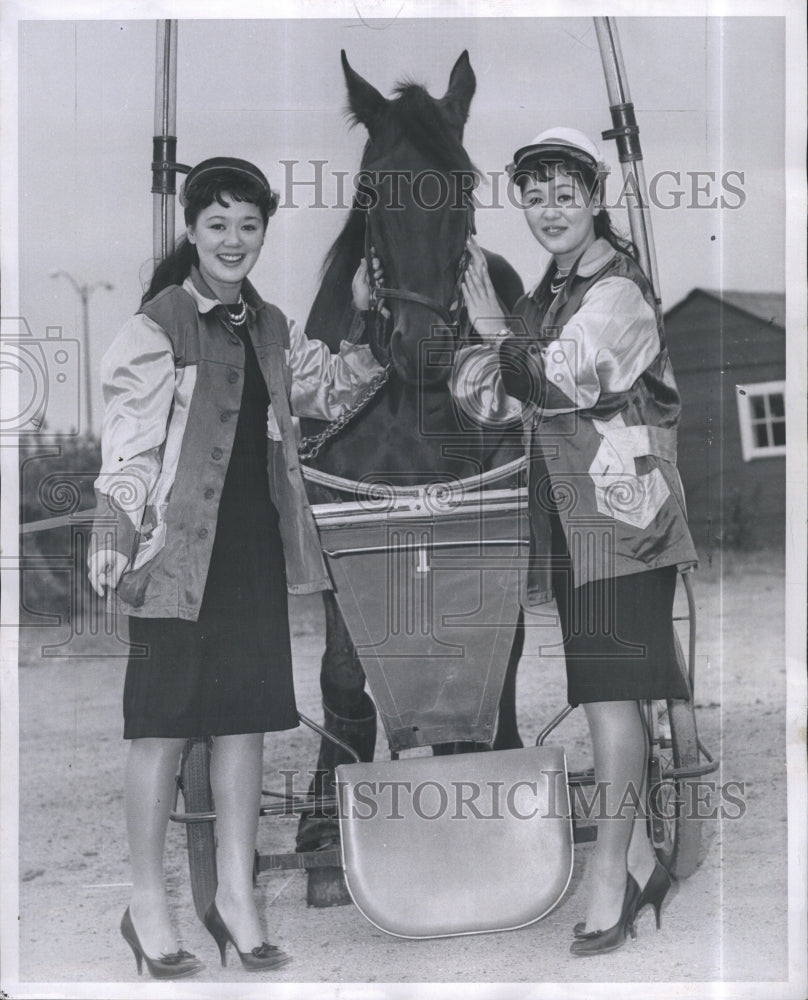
[120, 907, 204, 979]
[573, 861, 674, 938]
[203, 901, 291, 972]
[633, 860, 672, 930]
[569, 875, 640, 957]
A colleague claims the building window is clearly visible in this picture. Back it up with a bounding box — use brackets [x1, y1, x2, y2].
[735, 381, 786, 460]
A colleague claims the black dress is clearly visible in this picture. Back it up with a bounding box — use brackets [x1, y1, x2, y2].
[123, 318, 299, 739]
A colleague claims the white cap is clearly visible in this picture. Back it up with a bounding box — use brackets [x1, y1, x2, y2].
[508, 126, 608, 177]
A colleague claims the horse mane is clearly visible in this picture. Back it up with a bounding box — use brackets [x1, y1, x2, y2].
[305, 80, 480, 349]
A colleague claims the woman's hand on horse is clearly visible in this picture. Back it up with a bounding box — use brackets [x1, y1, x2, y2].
[462, 237, 508, 343]
[352, 250, 386, 314]
[87, 548, 128, 597]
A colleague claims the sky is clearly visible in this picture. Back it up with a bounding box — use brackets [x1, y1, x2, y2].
[3, 5, 794, 432]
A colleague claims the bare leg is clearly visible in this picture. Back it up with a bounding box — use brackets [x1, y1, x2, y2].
[581, 700, 649, 932]
[209, 732, 265, 951]
[125, 737, 186, 956]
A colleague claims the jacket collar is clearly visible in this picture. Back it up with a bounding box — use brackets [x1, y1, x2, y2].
[184, 266, 265, 315]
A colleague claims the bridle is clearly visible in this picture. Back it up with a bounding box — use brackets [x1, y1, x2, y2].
[297, 192, 476, 462]
[363, 193, 476, 359]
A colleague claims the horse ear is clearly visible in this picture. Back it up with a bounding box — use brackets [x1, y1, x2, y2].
[341, 50, 387, 134]
[440, 50, 476, 134]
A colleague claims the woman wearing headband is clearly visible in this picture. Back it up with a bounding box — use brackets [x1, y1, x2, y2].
[455, 128, 698, 956]
[88, 157, 382, 978]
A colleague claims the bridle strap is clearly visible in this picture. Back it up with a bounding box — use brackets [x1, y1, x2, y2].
[370, 285, 453, 325]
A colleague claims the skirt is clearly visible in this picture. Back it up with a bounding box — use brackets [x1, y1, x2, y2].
[550, 512, 691, 706]
[122, 321, 299, 739]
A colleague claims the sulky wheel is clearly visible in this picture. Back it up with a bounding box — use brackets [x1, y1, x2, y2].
[646, 631, 703, 879]
[179, 737, 218, 921]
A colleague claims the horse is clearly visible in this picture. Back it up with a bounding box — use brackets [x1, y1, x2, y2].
[296, 50, 526, 886]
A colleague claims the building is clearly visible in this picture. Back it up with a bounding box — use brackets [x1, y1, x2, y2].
[664, 289, 786, 552]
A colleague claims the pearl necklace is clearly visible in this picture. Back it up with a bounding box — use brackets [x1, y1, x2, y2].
[226, 296, 247, 327]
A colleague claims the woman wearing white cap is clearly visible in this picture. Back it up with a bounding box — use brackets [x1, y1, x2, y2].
[88, 157, 382, 977]
[456, 128, 698, 956]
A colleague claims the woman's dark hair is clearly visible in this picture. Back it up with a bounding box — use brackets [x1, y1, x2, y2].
[515, 153, 638, 262]
[140, 164, 279, 306]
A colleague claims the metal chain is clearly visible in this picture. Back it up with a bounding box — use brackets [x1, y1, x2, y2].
[297, 363, 392, 461]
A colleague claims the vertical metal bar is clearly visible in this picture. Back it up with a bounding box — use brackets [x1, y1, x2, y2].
[79, 286, 91, 433]
[153, 20, 178, 263]
[593, 17, 662, 306]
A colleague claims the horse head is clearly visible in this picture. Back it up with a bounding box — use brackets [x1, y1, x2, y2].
[342, 50, 478, 384]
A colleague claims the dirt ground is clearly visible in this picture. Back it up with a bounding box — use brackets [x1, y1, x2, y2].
[9, 547, 802, 997]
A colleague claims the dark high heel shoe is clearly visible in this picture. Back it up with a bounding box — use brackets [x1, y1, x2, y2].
[569, 875, 640, 957]
[633, 860, 672, 929]
[203, 902, 291, 972]
[120, 907, 204, 980]
[573, 861, 674, 937]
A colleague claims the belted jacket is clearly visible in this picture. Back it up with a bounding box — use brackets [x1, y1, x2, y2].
[451, 238, 698, 604]
[91, 268, 383, 620]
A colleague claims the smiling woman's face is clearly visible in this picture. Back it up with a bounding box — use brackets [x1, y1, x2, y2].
[187, 194, 265, 302]
[520, 167, 600, 271]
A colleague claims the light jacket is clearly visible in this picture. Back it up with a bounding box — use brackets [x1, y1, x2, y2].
[451, 238, 698, 604]
[91, 268, 383, 620]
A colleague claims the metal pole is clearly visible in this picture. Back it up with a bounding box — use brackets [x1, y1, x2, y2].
[80, 286, 91, 432]
[593, 17, 662, 306]
[153, 20, 179, 263]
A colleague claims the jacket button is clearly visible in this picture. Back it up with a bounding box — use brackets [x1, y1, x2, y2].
[198, 527, 209, 539]
[227, 370, 239, 383]
[204, 488, 214, 499]
[220, 411, 230, 422]
[211, 447, 223, 460]
[229, 335, 240, 346]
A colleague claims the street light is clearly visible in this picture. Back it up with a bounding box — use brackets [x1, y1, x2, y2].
[49, 270, 114, 434]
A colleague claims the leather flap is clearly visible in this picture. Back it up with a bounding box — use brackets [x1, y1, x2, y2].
[320, 505, 527, 751]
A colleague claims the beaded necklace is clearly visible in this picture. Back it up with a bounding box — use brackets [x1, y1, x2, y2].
[225, 295, 247, 327]
[550, 267, 570, 297]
